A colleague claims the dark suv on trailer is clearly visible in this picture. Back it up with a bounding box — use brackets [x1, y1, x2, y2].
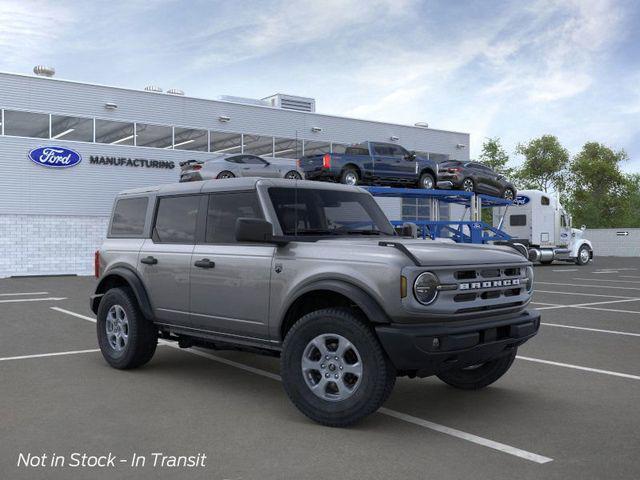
[438, 160, 516, 199]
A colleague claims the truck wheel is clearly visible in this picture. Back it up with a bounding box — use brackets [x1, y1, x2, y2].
[217, 171, 235, 179]
[419, 172, 435, 189]
[281, 308, 396, 427]
[97, 287, 157, 370]
[436, 348, 517, 390]
[462, 178, 475, 192]
[503, 188, 515, 200]
[340, 168, 359, 186]
[576, 245, 591, 265]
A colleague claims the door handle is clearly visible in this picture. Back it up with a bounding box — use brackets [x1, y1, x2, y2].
[194, 258, 215, 269]
[140, 256, 158, 265]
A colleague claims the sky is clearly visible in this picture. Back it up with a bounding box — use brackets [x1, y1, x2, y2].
[1, 0, 639, 171]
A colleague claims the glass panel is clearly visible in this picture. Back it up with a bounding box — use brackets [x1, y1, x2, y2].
[95, 119, 135, 145]
[136, 123, 172, 148]
[154, 195, 200, 244]
[4, 110, 49, 138]
[510, 215, 527, 226]
[210, 131, 242, 154]
[243, 134, 274, 156]
[205, 192, 263, 244]
[51, 115, 93, 142]
[331, 143, 348, 154]
[110, 198, 148, 236]
[429, 153, 450, 163]
[273, 137, 302, 158]
[173, 127, 208, 151]
[303, 140, 331, 156]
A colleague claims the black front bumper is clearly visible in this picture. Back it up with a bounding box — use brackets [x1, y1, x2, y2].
[375, 309, 540, 377]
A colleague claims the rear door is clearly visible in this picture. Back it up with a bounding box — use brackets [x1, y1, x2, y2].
[371, 143, 396, 181]
[237, 155, 278, 178]
[189, 191, 274, 339]
[138, 194, 200, 325]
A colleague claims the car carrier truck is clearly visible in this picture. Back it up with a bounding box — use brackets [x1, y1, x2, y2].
[494, 189, 593, 265]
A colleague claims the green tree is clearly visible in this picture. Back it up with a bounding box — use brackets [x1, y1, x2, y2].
[566, 142, 636, 228]
[514, 135, 569, 192]
[478, 137, 514, 177]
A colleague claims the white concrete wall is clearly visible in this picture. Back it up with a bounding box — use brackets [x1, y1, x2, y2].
[583, 228, 640, 257]
[0, 215, 108, 278]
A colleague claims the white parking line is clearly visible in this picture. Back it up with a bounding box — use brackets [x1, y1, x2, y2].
[573, 305, 640, 315]
[517, 356, 640, 381]
[0, 292, 49, 296]
[541, 323, 640, 337]
[535, 290, 637, 299]
[532, 298, 640, 311]
[536, 282, 640, 291]
[0, 297, 67, 304]
[551, 269, 578, 272]
[573, 278, 640, 284]
[0, 349, 100, 362]
[51, 307, 553, 464]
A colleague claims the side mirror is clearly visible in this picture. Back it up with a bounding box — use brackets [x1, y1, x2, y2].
[395, 222, 418, 238]
[235, 218, 288, 245]
[405, 151, 416, 161]
[581, 225, 586, 231]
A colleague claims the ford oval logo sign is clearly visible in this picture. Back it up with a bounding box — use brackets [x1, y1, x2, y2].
[28, 146, 82, 168]
[514, 195, 530, 206]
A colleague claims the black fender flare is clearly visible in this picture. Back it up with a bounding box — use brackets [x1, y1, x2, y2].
[282, 279, 391, 327]
[91, 266, 154, 319]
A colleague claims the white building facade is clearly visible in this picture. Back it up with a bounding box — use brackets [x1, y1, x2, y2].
[0, 71, 470, 277]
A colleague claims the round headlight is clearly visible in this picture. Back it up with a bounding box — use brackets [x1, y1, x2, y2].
[414, 272, 439, 305]
[525, 266, 534, 293]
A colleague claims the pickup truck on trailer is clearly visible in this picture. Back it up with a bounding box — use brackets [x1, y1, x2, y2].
[91, 178, 540, 427]
[298, 141, 439, 189]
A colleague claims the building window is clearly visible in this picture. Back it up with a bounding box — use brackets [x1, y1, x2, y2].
[243, 135, 274, 156]
[153, 195, 200, 244]
[95, 119, 135, 145]
[210, 131, 242, 154]
[303, 140, 331, 156]
[3, 110, 49, 138]
[273, 137, 302, 158]
[135, 123, 172, 149]
[173, 127, 208, 151]
[51, 115, 93, 142]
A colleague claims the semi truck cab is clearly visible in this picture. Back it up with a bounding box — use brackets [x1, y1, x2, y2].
[495, 190, 593, 265]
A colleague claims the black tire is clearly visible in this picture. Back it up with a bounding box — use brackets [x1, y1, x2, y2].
[340, 167, 359, 186]
[503, 187, 515, 200]
[281, 308, 396, 427]
[284, 170, 302, 180]
[216, 171, 235, 179]
[418, 172, 435, 189]
[576, 245, 591, 265]
[461, 178, 475, 192]
[97, 287, 157, 370]
[436, 348, 517, 390]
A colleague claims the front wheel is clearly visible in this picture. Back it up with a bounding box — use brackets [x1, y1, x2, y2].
[217, 171, 235, 179]
[461, 178, 475, 192]
[503, 188, 515, 200]
[281, 308, 396, 427]
[97, 287, 158, 369]
[436, 348, 517, 390]
[340, 168, 359, 186]
[418, 172, 435, 189]
[576, 245, 591, 265]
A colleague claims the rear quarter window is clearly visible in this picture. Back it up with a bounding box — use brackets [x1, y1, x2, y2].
[109, 197, 148, 236]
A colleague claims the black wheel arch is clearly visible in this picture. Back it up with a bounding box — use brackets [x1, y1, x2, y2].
[341, 163, 362, 177]
[279, 279, 391, 340]
[92, 265, 153, 319]
[419, 167, 436, 179]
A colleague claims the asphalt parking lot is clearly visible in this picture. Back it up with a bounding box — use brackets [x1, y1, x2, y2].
[2, 257, 639, 479]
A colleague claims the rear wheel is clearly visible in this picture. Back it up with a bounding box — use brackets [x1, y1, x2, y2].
[436, 348, 517, 390]
[281, 308, 396, 427]
[503, 187, 515, 200]
[284, 170, 302, 180]
[340, 168, 359, 186]
[462, 178, 475, 192]
[97, 287, 157, 369]
[418, 172, 435, 189]
[217, 171, 235, 179]
[576, 245, 591, 265]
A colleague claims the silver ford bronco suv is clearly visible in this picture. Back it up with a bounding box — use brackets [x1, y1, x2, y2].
[91, 178, 539, 426]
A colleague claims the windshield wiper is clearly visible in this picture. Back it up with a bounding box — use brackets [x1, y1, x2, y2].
[285, 229, 341, 236]
[341, 229, 385, 235]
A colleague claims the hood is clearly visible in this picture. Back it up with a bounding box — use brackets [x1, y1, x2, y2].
[312, 237, 527, 266]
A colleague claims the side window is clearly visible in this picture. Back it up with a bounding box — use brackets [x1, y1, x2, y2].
[242, 155, 267, 165]
[226, 156, 243, 164]
[205, 192, 263, 243]
[110, 197, 148, 236]
[153, 195, 200, 244]
[373, 144, 391, 156]
[541, 196, 550, 206]
[388, 145, 407, 158]
[510, 215, 527, 226]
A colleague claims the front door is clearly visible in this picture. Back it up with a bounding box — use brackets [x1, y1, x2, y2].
[138, 194, 200, 325]
[239, 155, 279, 178]
[189, 191, 274, 340]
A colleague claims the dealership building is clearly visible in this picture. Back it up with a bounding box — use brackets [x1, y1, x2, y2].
[0, 69, 470, 278]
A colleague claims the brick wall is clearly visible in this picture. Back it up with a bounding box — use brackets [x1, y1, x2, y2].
[0, 215, 109, 278]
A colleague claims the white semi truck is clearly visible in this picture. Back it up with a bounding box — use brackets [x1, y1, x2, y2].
[494, 190, 593, 265]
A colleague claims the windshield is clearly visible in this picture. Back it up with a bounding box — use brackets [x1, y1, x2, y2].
[268, 187, 395, 237]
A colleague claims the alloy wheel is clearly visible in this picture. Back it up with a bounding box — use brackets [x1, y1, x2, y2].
[105, 305, 129, 352]
[344, 172, 358, 185]
[462, 179, 474, 192]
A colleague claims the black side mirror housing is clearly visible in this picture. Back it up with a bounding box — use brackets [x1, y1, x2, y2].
[405, 151, 416, 161]
[235, 218, 288, 245]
